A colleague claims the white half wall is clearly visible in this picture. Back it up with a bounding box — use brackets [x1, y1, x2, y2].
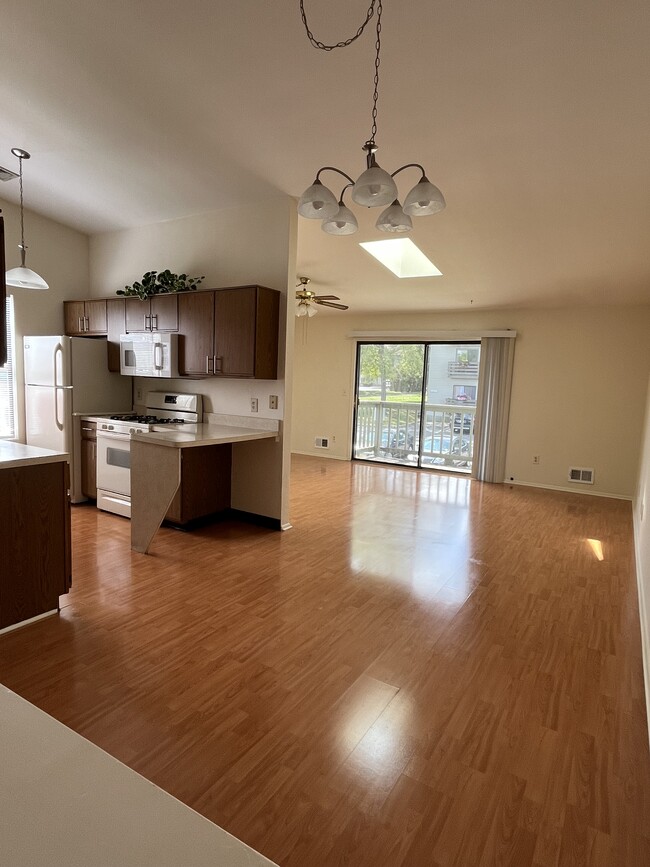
[291, 305, 650, 499]
[635, 373, 650, 744]
[89, 196, 297, 524]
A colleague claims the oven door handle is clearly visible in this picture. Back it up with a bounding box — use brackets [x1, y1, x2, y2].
[97, 431, 130, 442]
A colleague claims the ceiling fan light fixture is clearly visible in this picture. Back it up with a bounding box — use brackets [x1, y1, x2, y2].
[297, 179, 339, 220]
[403, 176, 446, 216]
[376, 200, 413, 234]
[321, 203, 358, 235]
[4, 148, 48, 290]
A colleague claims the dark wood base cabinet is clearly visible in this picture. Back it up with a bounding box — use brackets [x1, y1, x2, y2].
[165, 444, 232, 525]
[0, 461, 71, 630]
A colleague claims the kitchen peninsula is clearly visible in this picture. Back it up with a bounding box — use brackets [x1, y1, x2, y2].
[130, 422, 278, 553]
[0, 442, 71, 631]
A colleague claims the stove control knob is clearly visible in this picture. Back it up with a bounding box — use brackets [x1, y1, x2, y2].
[129, 427, 136, 434]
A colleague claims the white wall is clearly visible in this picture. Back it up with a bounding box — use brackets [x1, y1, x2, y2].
[89, 196, 297, 524]
[291, 305, 650, 499]
[1, 195, 90, 441]
[635, 374, 650, 742]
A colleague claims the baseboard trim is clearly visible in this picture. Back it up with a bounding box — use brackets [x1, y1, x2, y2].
[292, 450, 349, 461]
[0, 609, 58, 636]
[504, 479, 632, 501]
[227, 509, 283, 531]
[633, 506, 650, 749]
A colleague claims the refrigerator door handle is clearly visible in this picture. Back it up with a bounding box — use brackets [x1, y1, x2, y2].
[53, 343, 64, 391]
[54, 387, 64, 431]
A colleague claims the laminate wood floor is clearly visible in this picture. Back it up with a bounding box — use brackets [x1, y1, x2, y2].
[1, 455, 648, 866]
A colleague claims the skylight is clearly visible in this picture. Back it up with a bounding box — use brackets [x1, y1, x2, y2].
[359, 238, 442, 278]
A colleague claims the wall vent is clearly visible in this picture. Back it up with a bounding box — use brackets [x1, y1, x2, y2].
[568, 466, 594, 484]
[314, 437, 329, 449]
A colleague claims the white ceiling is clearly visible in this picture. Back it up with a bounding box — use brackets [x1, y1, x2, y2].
[1, 0, 649, 313]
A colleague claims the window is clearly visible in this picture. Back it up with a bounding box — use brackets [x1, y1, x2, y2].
[455, 347, 480, 365]
[452, 385, 477, 404]
[0, 295, 17, 438]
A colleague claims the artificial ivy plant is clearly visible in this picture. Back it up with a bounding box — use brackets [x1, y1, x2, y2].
[117, 269, 205, 300]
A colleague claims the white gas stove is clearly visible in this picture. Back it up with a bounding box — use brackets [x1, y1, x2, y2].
[90, 392, 202, 518]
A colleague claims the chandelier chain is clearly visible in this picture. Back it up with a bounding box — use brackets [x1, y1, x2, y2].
[299, 0, 383, 146]
[299, 0, 377, 51]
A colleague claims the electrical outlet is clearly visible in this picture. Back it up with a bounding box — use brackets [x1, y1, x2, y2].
[135, 386, 143, 402]
[250, 398, 258, 412]
[533, 455, 540, 464]
[269, 395, 278, 410]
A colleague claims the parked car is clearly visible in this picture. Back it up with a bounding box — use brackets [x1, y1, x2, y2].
[453, 412, 474, 434]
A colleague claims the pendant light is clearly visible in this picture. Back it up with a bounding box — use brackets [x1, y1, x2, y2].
[297, 0, 445, 236]
[5, 148, 48, 290]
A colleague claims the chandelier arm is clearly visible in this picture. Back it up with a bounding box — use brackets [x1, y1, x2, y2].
[315, 166, 356, 186]
[299, 0, 377, 51]
[390, 163, 426, 180]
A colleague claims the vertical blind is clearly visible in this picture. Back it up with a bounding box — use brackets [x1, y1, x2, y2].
[0, 295, 16, 438]
[473, 336, 516, 483]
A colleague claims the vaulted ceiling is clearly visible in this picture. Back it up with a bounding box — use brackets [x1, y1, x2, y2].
[1, 0, 649, 312]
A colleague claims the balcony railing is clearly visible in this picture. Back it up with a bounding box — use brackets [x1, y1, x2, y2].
[447, 361, 479, 377]
[354, 401, 476, 469]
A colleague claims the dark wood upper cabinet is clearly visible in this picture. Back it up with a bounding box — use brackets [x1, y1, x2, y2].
[106, 297, 126, 373]
[178, 290, 215, 376]
[215, 286, 279, 379]
[64, 299, 107, 336]
[125, 295, 178, 332]
[64, 285, 279, 380]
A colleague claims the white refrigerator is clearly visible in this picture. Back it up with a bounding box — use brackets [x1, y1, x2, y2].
[24, 336, 132, 502]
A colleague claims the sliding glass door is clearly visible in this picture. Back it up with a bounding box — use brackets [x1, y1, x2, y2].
[353, 342, 481, 473]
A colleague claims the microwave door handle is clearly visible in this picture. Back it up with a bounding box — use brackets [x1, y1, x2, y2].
[153, 342, 163, 371]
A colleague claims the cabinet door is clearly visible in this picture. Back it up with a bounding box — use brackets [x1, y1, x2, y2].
[125, 298, 150, 331]
[84, 300, 107, 335]
[151, 294, 178, 331]
[106, 298, 125, 372]
[178, 291, 215, 375]
[80, 436, 97, 499]
[214, 287, 256, 377]
[64, 301, 86, 336]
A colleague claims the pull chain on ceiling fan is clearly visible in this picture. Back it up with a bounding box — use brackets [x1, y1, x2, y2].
[295, 276, 349, 317]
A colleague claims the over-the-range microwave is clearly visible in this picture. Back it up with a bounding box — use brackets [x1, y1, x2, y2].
[119, 333, 179, 378]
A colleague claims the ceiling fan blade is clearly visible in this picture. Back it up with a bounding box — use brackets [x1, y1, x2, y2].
[313, 294, 340, 301]
[316, 300, 349, 310]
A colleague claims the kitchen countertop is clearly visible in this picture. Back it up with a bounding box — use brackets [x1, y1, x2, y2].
[0, 685, 278, 867]
[131, 423, 278, 449]
[0, 441, 68, 469]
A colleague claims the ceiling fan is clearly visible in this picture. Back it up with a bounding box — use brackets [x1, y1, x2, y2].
[295, 276, 349, 317]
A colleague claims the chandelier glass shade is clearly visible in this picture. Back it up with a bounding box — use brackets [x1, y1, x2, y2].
[5, 148, 48, 291]
[297, 0, 445, 237]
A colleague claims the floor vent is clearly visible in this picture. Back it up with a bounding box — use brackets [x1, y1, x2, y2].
[314, 437, 329, 449]
[568, 466, 594, 484]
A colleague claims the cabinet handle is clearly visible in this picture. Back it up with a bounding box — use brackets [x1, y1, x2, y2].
[206, 355, 214, 374]
[214, 355, 222, 373]
[145, 314, 152, 330]
[84, 316, 90, 332]
[81, 426, 93, 432]
[78, 317, 83, 332]
[152, 314, 158, 330]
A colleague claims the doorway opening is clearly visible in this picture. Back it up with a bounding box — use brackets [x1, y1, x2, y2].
[352, 342, 481, 473]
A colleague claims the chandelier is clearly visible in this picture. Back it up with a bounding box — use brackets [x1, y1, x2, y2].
[297, 0, 445, 236]
[5, 148, 48, 290]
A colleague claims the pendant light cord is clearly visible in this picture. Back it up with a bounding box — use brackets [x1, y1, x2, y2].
[17, 155, 26, 266]
[300, 0, 383, 146]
